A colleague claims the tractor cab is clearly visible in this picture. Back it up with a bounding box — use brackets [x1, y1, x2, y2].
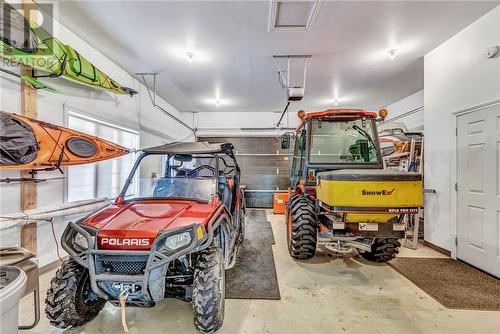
[287, 109, 384, 189]
[284, 109, 422, 262]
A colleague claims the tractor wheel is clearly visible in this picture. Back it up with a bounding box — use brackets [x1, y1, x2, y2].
[361, 238, 401, 262]
[45, 259, 106, 328]
[192, 246, 225, 333]
[287, 195, 317, 259]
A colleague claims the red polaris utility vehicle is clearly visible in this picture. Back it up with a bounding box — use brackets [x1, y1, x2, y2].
[45, 142, 245, 333]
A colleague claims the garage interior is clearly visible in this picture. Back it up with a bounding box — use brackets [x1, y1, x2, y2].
[0, 0, 499, 333]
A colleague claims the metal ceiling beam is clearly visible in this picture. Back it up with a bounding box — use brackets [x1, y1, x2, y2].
[136, 72, 197, 141]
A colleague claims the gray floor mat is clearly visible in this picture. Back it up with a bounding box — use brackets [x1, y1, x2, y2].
[225, 210, 281, 300]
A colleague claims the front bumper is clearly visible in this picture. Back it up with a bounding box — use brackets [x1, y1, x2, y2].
[61, 210, 224, 305]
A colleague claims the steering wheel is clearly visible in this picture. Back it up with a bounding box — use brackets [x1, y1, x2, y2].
[187, 165, 215, 177]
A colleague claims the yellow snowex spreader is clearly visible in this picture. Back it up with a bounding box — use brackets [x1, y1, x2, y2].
[316, 169, 423, 223]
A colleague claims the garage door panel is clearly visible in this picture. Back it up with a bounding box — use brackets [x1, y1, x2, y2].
[228, 137, 286, 154]
[201, 136, 292, 208]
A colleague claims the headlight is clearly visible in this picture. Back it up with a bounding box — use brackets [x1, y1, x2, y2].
[74, 233, 89, 249]
[164, 232, 191, 250]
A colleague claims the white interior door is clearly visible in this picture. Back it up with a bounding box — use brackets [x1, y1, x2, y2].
[457, 104, 500, 278]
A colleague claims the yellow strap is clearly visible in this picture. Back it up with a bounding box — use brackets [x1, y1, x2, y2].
[119, 292, 129, 332]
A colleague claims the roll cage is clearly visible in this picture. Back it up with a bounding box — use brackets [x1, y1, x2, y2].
[118, 142, 241, 210]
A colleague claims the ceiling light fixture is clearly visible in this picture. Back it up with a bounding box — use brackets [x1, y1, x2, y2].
[215, 99, 220, 107]
[388, 49, 398, 60]
[333, 98, 339, 106]
[186, 52, 195, 63]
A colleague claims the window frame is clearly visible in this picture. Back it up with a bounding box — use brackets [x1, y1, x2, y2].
[63, 109, 140, 203]
[308, 117, 381, 165]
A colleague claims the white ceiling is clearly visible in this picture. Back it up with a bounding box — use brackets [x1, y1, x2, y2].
[56, 1, 498, 113]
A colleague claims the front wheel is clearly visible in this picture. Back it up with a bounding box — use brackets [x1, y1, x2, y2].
[192, 246, 225, 333]
[287, 195, 317, 259]
[361, 238, 401, 262]
[45, 259, 106, 328]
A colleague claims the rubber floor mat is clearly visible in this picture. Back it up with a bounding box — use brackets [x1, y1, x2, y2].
[388, 257, 500, 310]
[225, 210, 280, 300]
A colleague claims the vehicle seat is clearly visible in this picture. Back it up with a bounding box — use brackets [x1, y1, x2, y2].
[218, 172, 232, 209]
[154, 177, 190, 197]
[154, 177, 171, 197]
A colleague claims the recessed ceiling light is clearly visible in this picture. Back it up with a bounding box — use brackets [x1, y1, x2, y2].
[168, 46, 211, 63]
[333, 98, 339, 106]
[205, 98, 229, 107]
[388, 49, 398, 60]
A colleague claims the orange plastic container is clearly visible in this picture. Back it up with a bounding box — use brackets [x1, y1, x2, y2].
[273, 192, 289, 214]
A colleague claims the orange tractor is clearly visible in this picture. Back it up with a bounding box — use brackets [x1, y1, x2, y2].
[282, 109, 423, 262]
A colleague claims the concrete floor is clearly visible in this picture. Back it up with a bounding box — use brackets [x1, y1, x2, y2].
[19, 210, 500, 334]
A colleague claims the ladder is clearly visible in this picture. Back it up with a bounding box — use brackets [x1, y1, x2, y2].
[402, 137, 424, 249]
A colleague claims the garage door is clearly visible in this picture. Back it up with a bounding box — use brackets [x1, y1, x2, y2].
[457, 104, 500, 278]
[199, 137, 291, 208]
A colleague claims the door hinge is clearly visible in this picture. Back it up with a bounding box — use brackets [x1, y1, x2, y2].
[455, 182, 458, 191]
[455, 237, 458, 246]
[455, 127, 458, 136]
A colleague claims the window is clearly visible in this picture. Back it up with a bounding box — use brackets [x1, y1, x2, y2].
[291, 130, 305, 178]
[309, 119, 379, 164]
[66, 111, 140, 202]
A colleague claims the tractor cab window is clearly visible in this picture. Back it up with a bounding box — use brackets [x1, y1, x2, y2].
[309, 118, 379, 164]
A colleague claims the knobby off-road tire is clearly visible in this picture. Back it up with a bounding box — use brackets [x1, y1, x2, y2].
[192, 246, 225, 333]
[45, 259, 106, 328]
[287, 195, 317, 259]
[361, 238, 401, 262]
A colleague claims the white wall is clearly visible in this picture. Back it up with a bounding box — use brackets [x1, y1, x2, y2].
[381, 90, 424, 132]
[424, 6, 500, 252]
[192, 110, 301, 137]
[0, 13, 192, 266]
[192, 91, 425, 137]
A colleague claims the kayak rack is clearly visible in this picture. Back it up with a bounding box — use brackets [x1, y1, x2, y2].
[135, 72, 196, 141]
[0, 176, 66, 184]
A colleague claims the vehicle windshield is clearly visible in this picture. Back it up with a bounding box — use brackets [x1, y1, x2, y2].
[309, 118, 380, 164]
[121, 153, 218, 202]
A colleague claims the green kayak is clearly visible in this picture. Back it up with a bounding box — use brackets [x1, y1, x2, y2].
[0, 2, 137, 96]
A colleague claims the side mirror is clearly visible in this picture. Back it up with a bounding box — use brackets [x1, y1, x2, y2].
[281, 134, 290, 150]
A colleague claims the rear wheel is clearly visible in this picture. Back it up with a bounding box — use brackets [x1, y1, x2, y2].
[361, 238, 401, 262]
[192, 246, 225, 333]
[287, 195, 317, 259]
[45, 259, 106, 328]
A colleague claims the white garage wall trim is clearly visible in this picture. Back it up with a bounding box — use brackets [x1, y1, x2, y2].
[381, 90, 424, 132]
